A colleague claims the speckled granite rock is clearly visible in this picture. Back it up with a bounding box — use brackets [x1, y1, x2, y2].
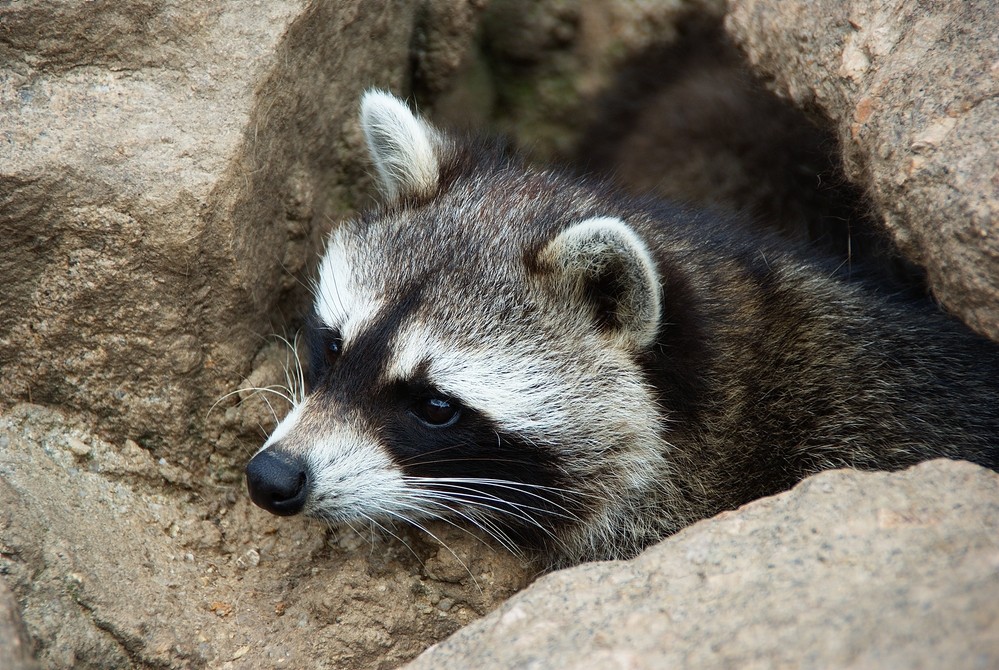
[406, 460, 999, 669]
[726, 0, 999, 341]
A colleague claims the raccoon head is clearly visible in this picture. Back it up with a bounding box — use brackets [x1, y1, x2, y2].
[245, 90, 677, 564]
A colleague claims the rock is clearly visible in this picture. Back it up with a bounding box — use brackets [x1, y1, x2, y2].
[0, 404, 529, 669]
[726, 0, 999, 340]
[0, 577, 37, 670]
[0, 0, 430, 474]
[405, 460, 999, 669]
[412, 0, 489, 99]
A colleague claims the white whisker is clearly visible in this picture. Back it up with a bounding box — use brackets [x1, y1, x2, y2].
[206, 385, 293, 421]
[370, 503, 482, 592]
[405, 498, 522, 557]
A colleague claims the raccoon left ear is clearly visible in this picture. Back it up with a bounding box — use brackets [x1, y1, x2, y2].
[360, 90, 443, 202]
[539, 216, 662, 348]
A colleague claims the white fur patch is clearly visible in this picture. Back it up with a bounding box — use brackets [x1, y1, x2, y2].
[259, 397, 413, 524]
[259, 402, 306, 453]
[360, 90, 441, 201]
[304, 422, 408, 522]
[315, 228, 381, 341]
[386, 323, 661, 446]
[389, 327, 570, 436]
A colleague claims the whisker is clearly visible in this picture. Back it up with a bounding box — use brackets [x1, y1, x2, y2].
[395, 496, 523, 557]
[407, 486, 577, 523]
[370, 504, 482, 592]
[407, 492, 559, 549]
[353, 511, 429, 571]
[410, 476, 601, 498]
[397, 454, 555, 469]
[409, 489, 544, 540]
[405, 476, 593, 519]
[206, 385, 293, 421]
[257, 393, 279, 426]
[271, 332, 307, 406]
[404, 488, 569, 550]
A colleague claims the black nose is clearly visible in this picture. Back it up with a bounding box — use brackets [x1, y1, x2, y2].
[245, 449, 309, 516]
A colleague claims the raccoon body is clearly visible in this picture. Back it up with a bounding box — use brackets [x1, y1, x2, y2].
[245, 91, 999, 567]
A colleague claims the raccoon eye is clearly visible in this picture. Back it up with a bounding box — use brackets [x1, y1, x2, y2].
[325, 335, 343, 365]
[413, 397, 461, 428]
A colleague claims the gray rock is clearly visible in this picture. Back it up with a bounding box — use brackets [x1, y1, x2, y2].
[0, 577, 37, 670]
[726, 0, 999, 341]
[406, 460, 999, 670]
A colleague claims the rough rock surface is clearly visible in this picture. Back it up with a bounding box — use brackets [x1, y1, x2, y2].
[726, 0, 999, 340]
[0, 0, 472, 474]
[0, 404, 529, 669]
[406, 460, 999, 669]
[0, 577, 36, 670]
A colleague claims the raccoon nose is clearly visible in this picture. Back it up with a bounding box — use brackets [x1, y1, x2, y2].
[245, 449, 309, 516]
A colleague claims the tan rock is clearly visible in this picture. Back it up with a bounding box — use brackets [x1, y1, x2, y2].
[406, 460, 999, 669]
[726, 0, 999, 340]
[0, 403, 529, 668]
[0, 576, 36, 670]
[0, 1, 424, 475]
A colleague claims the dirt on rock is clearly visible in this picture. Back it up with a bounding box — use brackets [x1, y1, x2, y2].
[0, 403, 530, 669]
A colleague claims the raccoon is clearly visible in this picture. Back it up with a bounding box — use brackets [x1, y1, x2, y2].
[245, 90, 999, 568]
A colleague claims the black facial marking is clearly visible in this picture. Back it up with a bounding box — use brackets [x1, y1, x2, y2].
[381, 399, 586, 550]
[325, 335, 343, 366]
[304, 290, 590, 548]
[305, 283, 424, 394]
[305, 312, 343, 391]
[302, 272, 604, 550]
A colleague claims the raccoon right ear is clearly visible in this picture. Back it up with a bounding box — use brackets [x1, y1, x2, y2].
[539, 216, 662, 349]
[360, 90, 443, 202]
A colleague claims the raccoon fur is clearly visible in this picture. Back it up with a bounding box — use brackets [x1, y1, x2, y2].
[245, 90, 999, 568]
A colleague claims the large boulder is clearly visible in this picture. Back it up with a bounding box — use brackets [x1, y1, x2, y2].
[406, 460, 999, 669]
[726, 0, 999, 340]
[0, 0, 426, 472]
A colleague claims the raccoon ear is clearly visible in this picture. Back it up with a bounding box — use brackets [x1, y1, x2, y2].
[360, 89, 442, 202]
[540, 216, 662, 348]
